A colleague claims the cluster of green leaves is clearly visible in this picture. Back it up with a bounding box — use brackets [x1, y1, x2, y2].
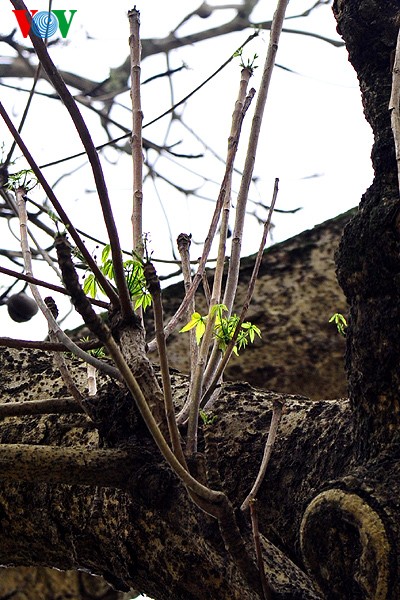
[80, 337, 105, 358]
[233, 47, 259, 73]
[6, 168, 38, 192]
[180, 303, 261, 355]
[329, 312, 347, 336]
[83, 244, 152, 311]
[199, 410, 217, 426]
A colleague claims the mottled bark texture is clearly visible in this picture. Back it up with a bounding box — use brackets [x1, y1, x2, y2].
[146, 210, 351, 401]
[333, 0, 400, 457]
[0, 566, 133, 600]
[0, 347, 328, 600]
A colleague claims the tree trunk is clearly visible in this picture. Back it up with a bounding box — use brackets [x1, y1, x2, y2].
[333, 0, 400, 457]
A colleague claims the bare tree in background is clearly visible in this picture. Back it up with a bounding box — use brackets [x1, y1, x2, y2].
[0, 0, 340, 312]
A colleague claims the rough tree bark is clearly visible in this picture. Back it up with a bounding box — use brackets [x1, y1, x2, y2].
[146, 210, 352, 401]
[334, 0, 400, 457]
[0, 1, 399, 599]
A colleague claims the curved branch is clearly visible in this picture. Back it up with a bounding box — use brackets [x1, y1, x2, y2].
[9, 0, 133, 320]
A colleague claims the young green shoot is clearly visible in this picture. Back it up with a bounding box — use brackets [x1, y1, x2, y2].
[180, 304, 261, 356]
[329, 313, 347, 336]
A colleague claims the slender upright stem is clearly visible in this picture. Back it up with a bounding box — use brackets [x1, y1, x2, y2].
[202, 180, 279, 407]
[223, 0, 290, 315]
[14, 187, 119, 384]
[249, 500, 273, 600]
[203, 68, 253, 389]
[129, 8, 144, 259]
[389, 26, 400, 196]
[144, 262, 187, 468]
[185, 75, 254, 455]
[177, 234, 198, 399]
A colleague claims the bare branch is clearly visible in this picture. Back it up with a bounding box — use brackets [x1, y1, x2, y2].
[13, 187, 120, 382]
[144, 262, 187, 468]
[186, 69, 254, 455]
[249, 500, 274, 600]
[176, 233, 198, 418]
[223, 0, 289, 316]
[0, 397, 83, 418]
[129, 8, 144, 260]
[389, 25, 400, 197]
[241, 398, 285, 511]
[0, 265, 109, 309]
[9, 0, 133, 319]
[202, 179, 278, 406]
[0, 336, 102, 351]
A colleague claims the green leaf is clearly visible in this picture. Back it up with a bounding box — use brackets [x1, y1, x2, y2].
[180, 312, 203, 333]
[329, 313, 347, 336]
[210, 303, 228, 319]
[101, 259, 114, 279]
[83, 274, 97, 298]
[199, 410, 217, 425]
[134, 291, 152, 311]
[101, 244, 111, 263]
[180, 312, 207, 344]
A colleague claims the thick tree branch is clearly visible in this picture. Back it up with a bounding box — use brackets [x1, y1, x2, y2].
[0, 444, 135, 488]
[0, 397, 83, 417]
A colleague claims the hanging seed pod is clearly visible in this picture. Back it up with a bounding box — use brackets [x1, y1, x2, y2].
[7, 293, 38, 323]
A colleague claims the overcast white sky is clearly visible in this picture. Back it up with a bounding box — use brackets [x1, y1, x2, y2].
[0, 1, 373, 342]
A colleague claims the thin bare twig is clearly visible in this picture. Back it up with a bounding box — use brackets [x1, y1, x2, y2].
[0, 265, 109, 308]
[186, 72, 255, 455]
[203, 68, 254, 390]
[389, 25, 400, 197]
[249, 500, 274, 600]
[0, 337, 102, 351]
[10, 0, 133, 319]
[202, 179, 279, 407]
[141, 32, 259, 130]
[176, 233, 198, 413]
[15, 195, 80, 404]
[223, 0, 290, 315]
[44, 296, 83, 404]
[14, 187, 120, 384]
[241, 398, 285, 511]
